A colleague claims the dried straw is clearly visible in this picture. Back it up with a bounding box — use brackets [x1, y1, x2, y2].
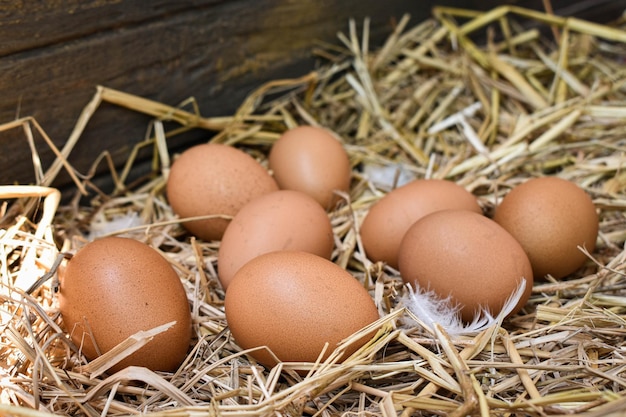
[2, 4, 626, 417]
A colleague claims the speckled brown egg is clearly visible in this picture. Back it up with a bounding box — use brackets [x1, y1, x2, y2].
[360, 179, 482, 270]
[167, 143, 278, 241]
[268, 126, 351, 210]
[398, 210, 533, 322]
[58, 237, 192, 373]
[217, 190, 334, 290]
[224, 251, 379, 367]
[493, 176, 598, 280]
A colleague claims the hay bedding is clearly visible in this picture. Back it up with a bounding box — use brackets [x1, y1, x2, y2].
[2, 5, 626, 416]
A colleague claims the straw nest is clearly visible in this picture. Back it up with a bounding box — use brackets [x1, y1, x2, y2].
[2, 5, 626, 417]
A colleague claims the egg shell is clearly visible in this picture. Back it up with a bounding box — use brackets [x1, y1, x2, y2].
[58, 237, 192, 373]
[360, 179, 482, 269]
[167, 143, 278, 241]
[268, 126, 351, 210]
[224, 251, 379, 367]
[493, 176, 598, 279]
[398, 209, 533, 322]
[217, 190, 334, 290]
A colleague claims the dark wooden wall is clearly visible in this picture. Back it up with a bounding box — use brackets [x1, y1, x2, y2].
[1, 0, 624, 193]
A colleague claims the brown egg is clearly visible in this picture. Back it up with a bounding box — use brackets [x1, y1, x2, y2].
[493, 176, 598, 279]
[167, 143, 278, 241]
[268, 126, 351, 210]
[58, 237, 192, 373]
[398, 210, 533, 322]
[224, 251, 379, 367]
[217, 190, 334, 290]
[360, 179, 482, 269]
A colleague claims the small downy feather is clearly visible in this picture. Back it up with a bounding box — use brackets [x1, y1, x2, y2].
[400, 279, 527, 336]
[88, 211, 144, 240]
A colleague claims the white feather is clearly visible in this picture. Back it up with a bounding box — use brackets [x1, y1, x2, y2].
[88, 211, 144, 240]
[362, 163, 416, 190]
[400, 279, 527, 336]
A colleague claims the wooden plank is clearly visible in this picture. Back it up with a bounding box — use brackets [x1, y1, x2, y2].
[0, 0, 225, 56]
